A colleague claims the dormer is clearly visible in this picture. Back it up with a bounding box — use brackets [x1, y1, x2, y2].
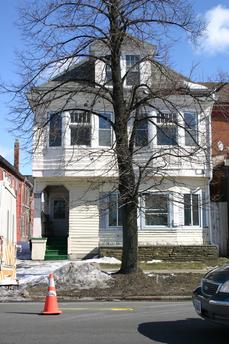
[89, 37, 156, 87]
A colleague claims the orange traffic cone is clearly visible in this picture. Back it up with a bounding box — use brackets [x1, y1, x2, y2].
[41, 273, 62, 315]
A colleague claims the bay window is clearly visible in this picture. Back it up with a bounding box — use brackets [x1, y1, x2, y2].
[184, 112, 198, 146]
[99, 112, 113, 146]
[144, 193, 169, 226]
[49, 113, 62, 147]
[70, 111, 91, 146]
[157, 112, 178, 146]
[108, 193, 123, 227]
[135, 114, 148, 147]
[184, 194, 200, 226]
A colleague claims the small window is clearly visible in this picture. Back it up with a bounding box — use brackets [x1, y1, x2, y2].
[184, 112, 198, 146]
[105, 55, 112, 86]
[157, 112, 177, 146]
[99, 112, 112, 146]
[184, 194, 200, 226]
[135, 114, 148, 147]
[108, 194, 122, 227]
[126, 55, 140, 86]
[144, 194, 168, 226]
[70, 111, 91, 146]
[53, 200, 66, 219]
[49, 113, 62, 147]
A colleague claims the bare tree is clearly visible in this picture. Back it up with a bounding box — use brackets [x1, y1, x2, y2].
[5, 0, 214, 273]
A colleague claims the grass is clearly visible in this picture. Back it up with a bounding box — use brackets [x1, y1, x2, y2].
[100, 257, 229, 271]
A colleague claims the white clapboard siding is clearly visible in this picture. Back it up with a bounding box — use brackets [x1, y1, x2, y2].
[99, 228, 204, 246]
[68, 187, 99, 258]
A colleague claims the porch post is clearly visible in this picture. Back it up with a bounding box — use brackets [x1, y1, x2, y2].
[33, 192, 42, 237]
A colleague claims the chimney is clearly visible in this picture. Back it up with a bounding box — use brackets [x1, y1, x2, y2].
[14, 139, 20, 171]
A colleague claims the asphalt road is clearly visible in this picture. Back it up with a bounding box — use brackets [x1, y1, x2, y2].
[0, 301, 227, 344]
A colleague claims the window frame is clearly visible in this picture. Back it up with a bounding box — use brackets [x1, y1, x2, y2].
[107, 193, 123, 228]
[99, 112, 113, 147]
[156, 112, 178, 146]
[48, 112, 62, 147]
[125, 55, 140, 86]
[70, 110, 91, 147]
[184, 193, 201, 227]
[184, 112, 198, 146]
[135, 113, 149, 147]
[142, 193, 171, 228]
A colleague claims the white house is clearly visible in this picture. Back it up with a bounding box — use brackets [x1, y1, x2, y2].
[31, 38, 215, 260]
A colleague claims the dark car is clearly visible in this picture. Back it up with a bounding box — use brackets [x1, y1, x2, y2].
[193, 264, 229, 324]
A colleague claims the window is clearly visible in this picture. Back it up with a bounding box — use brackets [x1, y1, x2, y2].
[99, 112, 112, 146]
[108, 194, 123, 227]
[53, 200, 66, 219]
[135, 114, 148, 147]
[184, 112, 198, 146]
[184, 194, 200, 226]
[126, 55, 140, 86]
[49, 113, 62, 147]
[105, 55, 112, 86]
[144, 194, 168, 226]
[70, 111, 91, 146]
[157, 112, 177, 146]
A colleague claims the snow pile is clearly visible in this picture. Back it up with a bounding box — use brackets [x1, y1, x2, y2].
[0, 261, 112, 301]
[17, 260, 70, 285]
[54, 262, 111, 289]
[83, 256, 121, 265]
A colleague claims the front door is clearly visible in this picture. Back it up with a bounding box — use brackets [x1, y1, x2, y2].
[50, 198, 68, 237]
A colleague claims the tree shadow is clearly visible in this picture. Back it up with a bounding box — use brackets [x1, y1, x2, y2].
[138, 318, 227, 343]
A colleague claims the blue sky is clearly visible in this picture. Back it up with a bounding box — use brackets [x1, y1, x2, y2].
[0, 0, 229, 174]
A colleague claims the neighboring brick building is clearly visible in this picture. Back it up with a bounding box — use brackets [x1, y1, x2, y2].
[205, 83, 229, 256]
[0, 140, 33, 244]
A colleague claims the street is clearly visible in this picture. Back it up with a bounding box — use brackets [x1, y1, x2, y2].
[0, 301, 227, 343]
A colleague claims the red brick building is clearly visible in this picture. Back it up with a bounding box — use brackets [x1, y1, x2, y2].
[0, 140, 33, 243]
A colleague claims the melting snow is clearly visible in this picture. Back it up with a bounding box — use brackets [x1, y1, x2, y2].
[0, 257, 117, 301]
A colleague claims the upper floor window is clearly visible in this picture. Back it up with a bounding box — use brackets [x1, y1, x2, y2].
[157, 112, 178, 146]
[49, 113, 62, 147]
[135, 114, 148, 147]
[99, 112, 113, 146]
[144, 193, 169, 226]
[105, 55, 112, 86]
[70, 111, 91, 146]
[126, 55, 140, 86]
[184, 112, 198, 146]
[184, 194, 200, 226]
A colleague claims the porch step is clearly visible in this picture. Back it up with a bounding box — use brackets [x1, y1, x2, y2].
[44, 237, 68, 261]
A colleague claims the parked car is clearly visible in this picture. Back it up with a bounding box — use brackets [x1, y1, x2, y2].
[193, 263, 229, 324]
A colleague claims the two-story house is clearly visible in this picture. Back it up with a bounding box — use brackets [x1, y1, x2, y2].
[31, 38, 215, 260]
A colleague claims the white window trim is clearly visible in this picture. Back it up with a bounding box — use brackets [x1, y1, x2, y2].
[107, 193, 123, 229]
[69, 110, 92, 147]
[183, 192, 202, 228]
[141, 192, 172, 229]
[183, 111, 199, 147]
[155, 111, 178, 148]
[98, 112, 114, 147]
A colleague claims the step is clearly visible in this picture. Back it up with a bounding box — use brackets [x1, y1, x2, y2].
[44, 254, 69, 261]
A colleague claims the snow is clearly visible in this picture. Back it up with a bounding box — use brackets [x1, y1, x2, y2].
[146, 259, 162, 263]
[0, 257, 117, 301]
[183, 80, 208, 90]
